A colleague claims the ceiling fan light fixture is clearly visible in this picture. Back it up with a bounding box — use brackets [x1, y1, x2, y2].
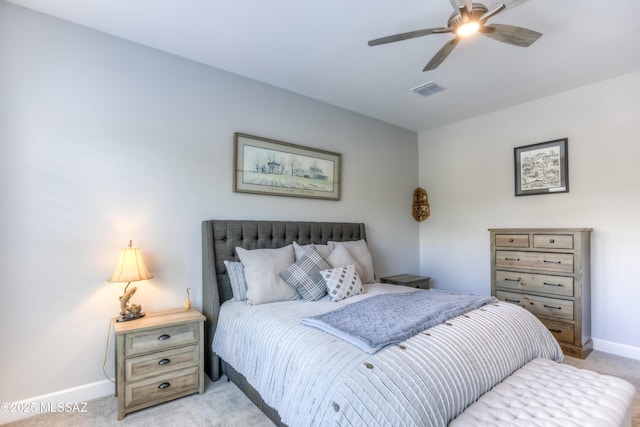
[457, 21, 480, 37]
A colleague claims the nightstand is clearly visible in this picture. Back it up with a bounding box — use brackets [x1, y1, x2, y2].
[380, 274, 431, 289]
[114, 309, 205, 420]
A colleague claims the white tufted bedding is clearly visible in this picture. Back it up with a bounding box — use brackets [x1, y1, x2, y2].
[213, 283, 563, 427]
[449, 357, 636, 427]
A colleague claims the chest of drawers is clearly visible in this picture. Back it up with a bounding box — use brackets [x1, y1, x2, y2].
[114, 309, 205, 419]
[489, 228, 592, 359]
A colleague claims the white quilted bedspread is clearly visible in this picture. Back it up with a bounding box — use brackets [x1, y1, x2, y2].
[213, 283, 563, 427]
[449, 358, 636, 427]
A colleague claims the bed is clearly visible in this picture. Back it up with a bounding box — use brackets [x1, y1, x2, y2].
[201, 220, 564, 426]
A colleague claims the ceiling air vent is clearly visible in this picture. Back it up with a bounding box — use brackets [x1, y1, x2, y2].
[411, 81, 445, 97]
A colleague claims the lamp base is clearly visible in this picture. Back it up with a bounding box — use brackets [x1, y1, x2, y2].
[116, 312, 145, 322]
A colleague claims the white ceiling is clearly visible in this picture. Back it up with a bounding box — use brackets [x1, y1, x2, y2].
[7, 0, 640, 132]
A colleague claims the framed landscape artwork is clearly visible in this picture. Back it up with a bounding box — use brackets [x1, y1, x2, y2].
[233, 133, 341, 200]
[514, 138, 568, 196]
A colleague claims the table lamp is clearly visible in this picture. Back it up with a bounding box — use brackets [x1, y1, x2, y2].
[108, 240, 153, 322]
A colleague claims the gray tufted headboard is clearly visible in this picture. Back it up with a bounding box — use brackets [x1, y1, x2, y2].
[201, 220, 366, 380]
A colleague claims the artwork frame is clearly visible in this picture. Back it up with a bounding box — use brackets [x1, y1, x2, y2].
[514, 138, 568, 196]
[233, 133, 341, 200]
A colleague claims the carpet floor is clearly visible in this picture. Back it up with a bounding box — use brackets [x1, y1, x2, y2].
[5, 350, 638, 426]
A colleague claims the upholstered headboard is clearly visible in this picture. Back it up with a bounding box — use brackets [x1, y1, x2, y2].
[201, 220, 366, 379]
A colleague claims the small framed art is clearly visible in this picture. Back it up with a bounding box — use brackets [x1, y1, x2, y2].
[514, 138, 568, 196]
[233, 133, 341, 200]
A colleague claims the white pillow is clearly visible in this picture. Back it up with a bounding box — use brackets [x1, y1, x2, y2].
[293, 241, 332, 261]
[327, 240, 375, 284]
[321, 264, 364, 302]
[236, 245, 299, 305]
[224, 260, 246, 301]
[326, 245, 365, 281]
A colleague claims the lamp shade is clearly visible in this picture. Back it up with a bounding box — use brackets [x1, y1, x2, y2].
[108, 240, 153, 283]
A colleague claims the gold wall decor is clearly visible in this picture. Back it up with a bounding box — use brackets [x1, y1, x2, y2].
[412, 187, 430, 222]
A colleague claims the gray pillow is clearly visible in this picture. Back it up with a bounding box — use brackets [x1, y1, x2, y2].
[224, 260, 246, 301]
[280, 245, 330, 301]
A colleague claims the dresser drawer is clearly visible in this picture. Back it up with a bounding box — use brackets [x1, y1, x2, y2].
[495, 271, 574, 297]
[124, 366, 199, 409]
[126, 345, 200, 382]
[495, 250, 574, 273]
[539, 318, 575, 343]
[125, 323, 200, 356]
[497, 291, 574, 320]
[533, 234, 574, 249]
[494, 234, 529, 248]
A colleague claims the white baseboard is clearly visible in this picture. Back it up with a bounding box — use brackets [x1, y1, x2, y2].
[0, 379, 114, 424]
[593, 338, 640, 361]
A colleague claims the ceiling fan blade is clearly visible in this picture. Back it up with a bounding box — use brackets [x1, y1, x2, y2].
[368, 27, 449, 46]
[423, 38, 460, 71]
[487, 0, 531, 11]
[480, 3, 506, 22]
[481, 23, 541, 47]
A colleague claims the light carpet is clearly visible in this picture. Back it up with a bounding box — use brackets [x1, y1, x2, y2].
[5, 350, 638, 426]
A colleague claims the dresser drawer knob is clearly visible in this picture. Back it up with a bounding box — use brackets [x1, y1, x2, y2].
[509, 238, 514, 243]
[158, 382, 171, 390]
[157, 334, 171, 341]
[543, 304, 561, 310]
[158, 358, 171, 366]
[549, 239, 555, 243]
[543, 282, 562, 287]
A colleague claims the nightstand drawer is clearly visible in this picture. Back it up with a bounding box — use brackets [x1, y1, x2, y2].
[495, 271, 574, 297]
[495, 250, 574, 273]
[126, 345, 200, 382]
[125, 366, 199, 409]
[497, 291, 574, 321]
[533, 234, 573, 249]
[495, 234, 529, 248]
[125, 322, 200, 356]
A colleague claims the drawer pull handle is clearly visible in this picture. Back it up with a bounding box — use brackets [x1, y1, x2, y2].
[505, 257, 520, 261]
[158, 382, 171, 390]
[543, 260, 561, 264]
[505, 277, 521, 282]
[543, 282, 562, 287]
[549, 328, 562, 333]
[549, 239, 555, 243]
[505, 298, 520, 303]
[544, 304, 561, 310]
[157, 334, 171, 341]
[158, 358, 171, 366]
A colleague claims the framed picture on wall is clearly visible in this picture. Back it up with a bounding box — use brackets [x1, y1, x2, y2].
[514, 138, 568, 196]
[233, 133, 341, 200]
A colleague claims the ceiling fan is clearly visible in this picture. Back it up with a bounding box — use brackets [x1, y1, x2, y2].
[368, 0, 542, 71]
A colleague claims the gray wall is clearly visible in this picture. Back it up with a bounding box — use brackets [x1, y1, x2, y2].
[0, 1, 419, 414]
[419, 71, 640, 358]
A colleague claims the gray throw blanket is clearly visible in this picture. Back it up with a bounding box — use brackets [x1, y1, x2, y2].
[301, 289, 497, 353]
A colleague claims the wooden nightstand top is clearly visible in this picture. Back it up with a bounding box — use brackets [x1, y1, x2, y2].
[380, 274, 430, 284]
[114, 309, 205, 335]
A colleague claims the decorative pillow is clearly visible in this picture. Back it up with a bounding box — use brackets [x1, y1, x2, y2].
[326, 244, 366, 283]
[235, 245, 299, 305]
[293, 241, 332, 261]
[224, 260, 246, 301]
[328, 240, 375, 284]
[321, 264, 364, 302]
[280, 245, 330, 301]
